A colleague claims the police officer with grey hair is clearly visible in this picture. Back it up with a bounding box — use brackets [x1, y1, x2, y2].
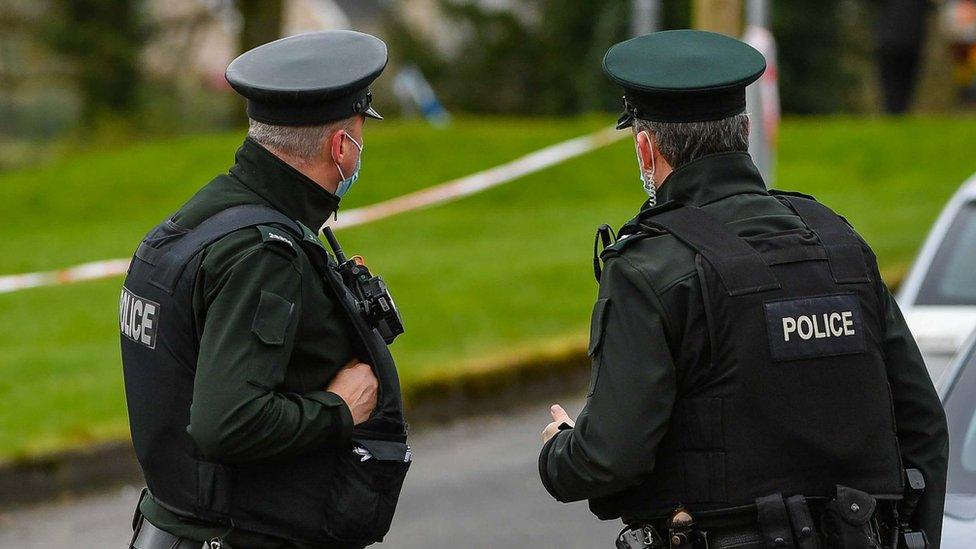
[539, 30, 948, 548]
[121, 31, 410, 549]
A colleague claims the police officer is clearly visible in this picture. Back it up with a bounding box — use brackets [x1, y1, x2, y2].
[121, 31, 410, 549]
[538, 30, 949, 548]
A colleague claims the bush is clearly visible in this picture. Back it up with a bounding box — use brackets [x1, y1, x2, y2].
[43, 0, 151, 122]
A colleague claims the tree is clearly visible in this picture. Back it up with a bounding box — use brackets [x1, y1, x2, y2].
[44, 0, 150, 123]
[771, 0, 867, 113]
[237, 0, 283, 54]
[389, 0, 632, 115]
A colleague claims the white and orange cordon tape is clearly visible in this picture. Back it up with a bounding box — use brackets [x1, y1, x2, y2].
[0, 128, 625, 294]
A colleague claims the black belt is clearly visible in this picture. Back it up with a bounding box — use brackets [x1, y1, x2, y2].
[130, 515, 207, 549]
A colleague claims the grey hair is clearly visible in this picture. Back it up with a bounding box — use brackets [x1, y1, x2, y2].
[247, 118, 352, 165]
[633, 114, 750, 169]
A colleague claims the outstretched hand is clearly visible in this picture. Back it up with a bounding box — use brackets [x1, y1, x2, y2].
[541, 404, 575, 444]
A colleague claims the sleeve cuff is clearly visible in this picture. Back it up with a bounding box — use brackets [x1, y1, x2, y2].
[307, 390, 354, 443]
[538, 428, 570, 502]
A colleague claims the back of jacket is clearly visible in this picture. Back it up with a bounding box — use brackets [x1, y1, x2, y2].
[596, 190, 905, 516]
[539, 152, 948, 544]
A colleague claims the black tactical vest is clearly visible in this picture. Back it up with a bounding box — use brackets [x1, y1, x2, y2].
[589, 192, 904, 521]
[120, 205, 409, 546]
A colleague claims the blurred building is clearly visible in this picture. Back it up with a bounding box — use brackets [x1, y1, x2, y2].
[0, 0, 401, 143]
[399, 0, 539, 53]
[943, 0, 976, 102]
[0, 0, 80, 138]
[144, 0, 389, 91]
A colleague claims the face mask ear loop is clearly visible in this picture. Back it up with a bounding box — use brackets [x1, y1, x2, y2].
[334, 132, 363, 181]
[333, 131, 347, 182]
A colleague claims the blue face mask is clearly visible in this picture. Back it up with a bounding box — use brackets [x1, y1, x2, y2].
[335, 133, 363, 198]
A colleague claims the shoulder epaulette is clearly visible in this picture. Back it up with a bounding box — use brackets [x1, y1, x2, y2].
[256, 224, 299, 256]
[769, 188, 817, 201]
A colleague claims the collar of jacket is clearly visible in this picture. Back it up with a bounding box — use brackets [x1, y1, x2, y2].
[229, 137, 340, 231]
[651, 151, 767, 209]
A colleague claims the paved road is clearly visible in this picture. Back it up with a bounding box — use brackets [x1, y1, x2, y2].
[0, 399, 620, 548]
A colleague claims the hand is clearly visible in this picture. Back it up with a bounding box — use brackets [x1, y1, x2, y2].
[541, 404, 575, 444]
[327, 359, 378, 425]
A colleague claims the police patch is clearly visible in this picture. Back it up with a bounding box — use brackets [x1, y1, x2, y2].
[120, 286, 160, 349]
[764, 293, 865, 362]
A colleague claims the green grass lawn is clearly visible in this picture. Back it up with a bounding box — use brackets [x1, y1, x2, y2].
[0, 115, 973, 459]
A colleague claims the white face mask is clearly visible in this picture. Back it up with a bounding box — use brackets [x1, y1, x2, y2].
[635, 130, 657, 206]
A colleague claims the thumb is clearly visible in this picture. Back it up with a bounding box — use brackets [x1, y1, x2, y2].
[550, 404, 570, 423]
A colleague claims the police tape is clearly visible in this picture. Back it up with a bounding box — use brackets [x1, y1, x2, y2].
[328, 127, 625, 229]
[0, 259, 133, 294]
[0, 127, 626, 294]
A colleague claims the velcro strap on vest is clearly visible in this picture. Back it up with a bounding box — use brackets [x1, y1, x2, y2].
[777, 196, 871, 284]
[756, 493, 796, 548]
[150, 205, 303, 293]
[197, 460, 231, 515]
[672, 397, 724, 449]
[135, 242, 164, 266]
[682, 451, 727, 503]
[641, 205, 781, 296]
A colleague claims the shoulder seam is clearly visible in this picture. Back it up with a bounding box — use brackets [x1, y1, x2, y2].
[618, 255, 660, 298]
[617, 255, 677, 340]
[202, 239, 303, 302]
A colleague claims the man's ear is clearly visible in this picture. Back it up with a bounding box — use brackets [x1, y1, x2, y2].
[328, 128, 346, 165]
[635, 130, 654, 171]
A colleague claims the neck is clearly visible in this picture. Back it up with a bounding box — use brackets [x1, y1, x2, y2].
[263, 144, 340, 195]
[654, 162, 673, 188]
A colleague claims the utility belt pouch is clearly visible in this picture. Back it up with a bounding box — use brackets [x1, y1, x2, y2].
[756, 493, 796, 548]
[897, 468, 930, 549]
[821, 486, 881, 549]
[899, 530, 929, 549]
[785, 495, 822, 549]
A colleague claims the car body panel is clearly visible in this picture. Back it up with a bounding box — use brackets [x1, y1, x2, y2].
[898, 171, 976, 376]
[905, 307, 976, 385]
[938, 332, 976, 546]
[941, 511, 976, 547]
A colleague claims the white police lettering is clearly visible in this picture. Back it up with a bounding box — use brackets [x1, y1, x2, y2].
[782, 311, 856, 342]
[764, 294, 865, 361]
[120, 286, 160, 349]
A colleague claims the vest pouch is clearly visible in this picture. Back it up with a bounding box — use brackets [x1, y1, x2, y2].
[323, 437, 412, 544]
[821, 486, 882, 549]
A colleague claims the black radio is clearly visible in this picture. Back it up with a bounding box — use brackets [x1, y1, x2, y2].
[323, 227, 404, 344]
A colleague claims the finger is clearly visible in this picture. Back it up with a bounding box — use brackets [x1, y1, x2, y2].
[343, 357, 361, 368]
[550, 404, 570, 422]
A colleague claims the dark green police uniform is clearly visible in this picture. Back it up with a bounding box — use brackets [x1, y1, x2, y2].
[135, 138, 357, 548]
[539, 30, 948, 548]
[122, 31, 409, 549]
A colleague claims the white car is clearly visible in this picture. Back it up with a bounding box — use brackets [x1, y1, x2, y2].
[898, 171, 976, 384]
[938, 330, 976, 546]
